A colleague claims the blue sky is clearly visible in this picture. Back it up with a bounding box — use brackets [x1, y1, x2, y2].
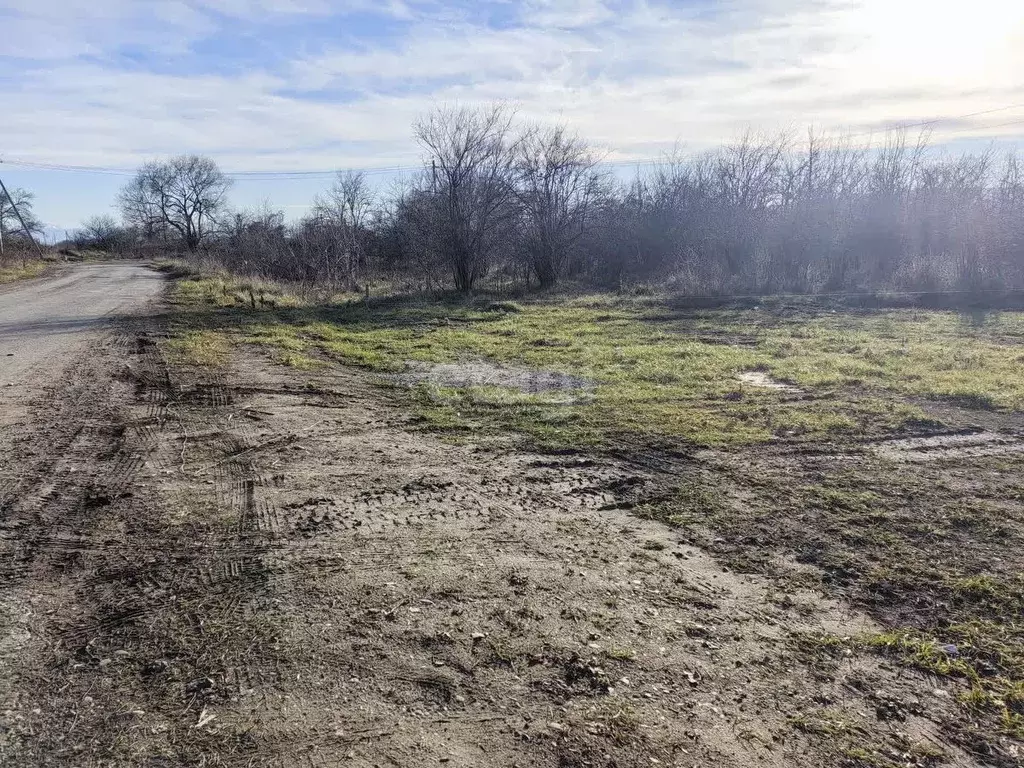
[2, 0, 1023, 235]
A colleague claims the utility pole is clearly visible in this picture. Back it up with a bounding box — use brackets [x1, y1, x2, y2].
[0, 174, 44, 261]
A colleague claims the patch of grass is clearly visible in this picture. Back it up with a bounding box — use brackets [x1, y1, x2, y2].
[707, 440, 1024, 752]
[0, 260, 48, 284]
[409, 383, 601, 446]
[168, 278, 979, 446]
[795, 621, 1024, 742]
[865, 625, 1024, 740]
[864, 631, 974, 677]
[274, 351, 327, 370]
[638, 479, 723, 528]
[166, 278, 1024, 448]
[151, 258, 203, 279]
[603, 646, 636, 661]
[759, 309, 1024, 410]
[165, 330, 230, 367]
[948, 573, 1024, 613]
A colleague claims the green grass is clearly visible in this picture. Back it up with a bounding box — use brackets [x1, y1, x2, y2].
[750, 466, 1024, 746]
[0, 260, 49, 284]
[162, 273, 1024, 447]
[603, 646, 637, 661]
[165, 329, 230, 367]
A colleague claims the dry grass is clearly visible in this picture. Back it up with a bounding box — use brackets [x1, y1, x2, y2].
[0, 260, 49, 284]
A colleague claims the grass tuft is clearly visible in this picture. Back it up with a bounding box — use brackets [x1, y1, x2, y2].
[0, 260, 49, 284]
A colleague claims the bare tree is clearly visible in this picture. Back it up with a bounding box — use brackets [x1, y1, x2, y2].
[515, 125, 604, 287]
[0, 186, 43, 241]
[83, 113, 1024, 298]
[118, 155, 231, 252]
[313, 170, 374, 288]
[715, 130, 791, 210]
[415, 104, 520, 293]
[215, 206, 289, 277]
[376, 178, 450, 291]
[74, 214, 133, 253]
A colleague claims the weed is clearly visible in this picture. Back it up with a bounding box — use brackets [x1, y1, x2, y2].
[864, 631, 973, 677]
[603, 646, 636, 661]
[582, 702, 641, 746]
[0, 260, 49, 284]
[788, 711, 855, 737]
[165, 330, 229, 367]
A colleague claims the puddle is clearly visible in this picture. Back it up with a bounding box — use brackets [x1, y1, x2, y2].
[395, 360, 593, 399]
[736, 371, 802, 393]
[873, 431, 1024, 461]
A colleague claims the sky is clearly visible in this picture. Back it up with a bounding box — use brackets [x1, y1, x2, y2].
[1, 0, 1023, 236]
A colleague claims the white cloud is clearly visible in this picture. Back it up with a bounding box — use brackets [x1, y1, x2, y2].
[521, 0, 616, 28]
[1, 0, 1023, 227]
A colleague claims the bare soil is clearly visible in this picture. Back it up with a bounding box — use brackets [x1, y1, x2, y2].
[0, 307, 1013, 766]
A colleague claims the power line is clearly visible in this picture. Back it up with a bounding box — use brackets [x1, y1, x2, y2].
[940, 117, 1024, 137]
[0, 157, 422, 179]
[816, 102, 1024, 142]
[2, 103, 1023, 180]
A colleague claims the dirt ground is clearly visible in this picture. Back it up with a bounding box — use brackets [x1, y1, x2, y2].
[0, 300, 1019, 766]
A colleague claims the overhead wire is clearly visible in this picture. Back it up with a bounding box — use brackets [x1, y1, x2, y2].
[2, 102, 1023, 180]
[808, 102, 1024, 142]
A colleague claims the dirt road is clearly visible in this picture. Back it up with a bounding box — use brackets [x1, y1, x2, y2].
[0, 268, 994, 766]
[0, 263, 164, 416]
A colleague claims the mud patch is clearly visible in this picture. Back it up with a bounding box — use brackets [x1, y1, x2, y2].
[736, 370, 802, 393]
[872, 430, 1024, 462]
[397, 359, 593, 396]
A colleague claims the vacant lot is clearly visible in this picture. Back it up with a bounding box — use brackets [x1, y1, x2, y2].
[3, 268, 1023, 767]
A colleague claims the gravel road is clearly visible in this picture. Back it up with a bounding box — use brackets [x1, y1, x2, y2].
[0, 263, 163, 390]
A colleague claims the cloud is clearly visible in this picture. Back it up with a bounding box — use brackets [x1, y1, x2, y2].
[1, 0, 1023, 228]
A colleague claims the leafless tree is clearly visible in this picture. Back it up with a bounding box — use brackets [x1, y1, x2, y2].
[514, 125, 604, 287]
[118, 155, 232, 252]
[0, 186, 43, 240]
[87, 112, 1024, 299]
[312, 170, 374, 288]
[73, 214, 135, 253]
[715, 130, 791, 210]
[415, 104, 521, 293]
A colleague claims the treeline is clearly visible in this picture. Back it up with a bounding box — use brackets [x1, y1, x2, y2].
[77, 104, 1024, 295]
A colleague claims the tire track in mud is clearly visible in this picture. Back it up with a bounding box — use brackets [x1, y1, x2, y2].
[0, 339, 137, 581]
[125, 350, 983, 768]
[1, 322, 994, 768]
[0, 323, 174, 762]
[0, 319, 294, 765]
